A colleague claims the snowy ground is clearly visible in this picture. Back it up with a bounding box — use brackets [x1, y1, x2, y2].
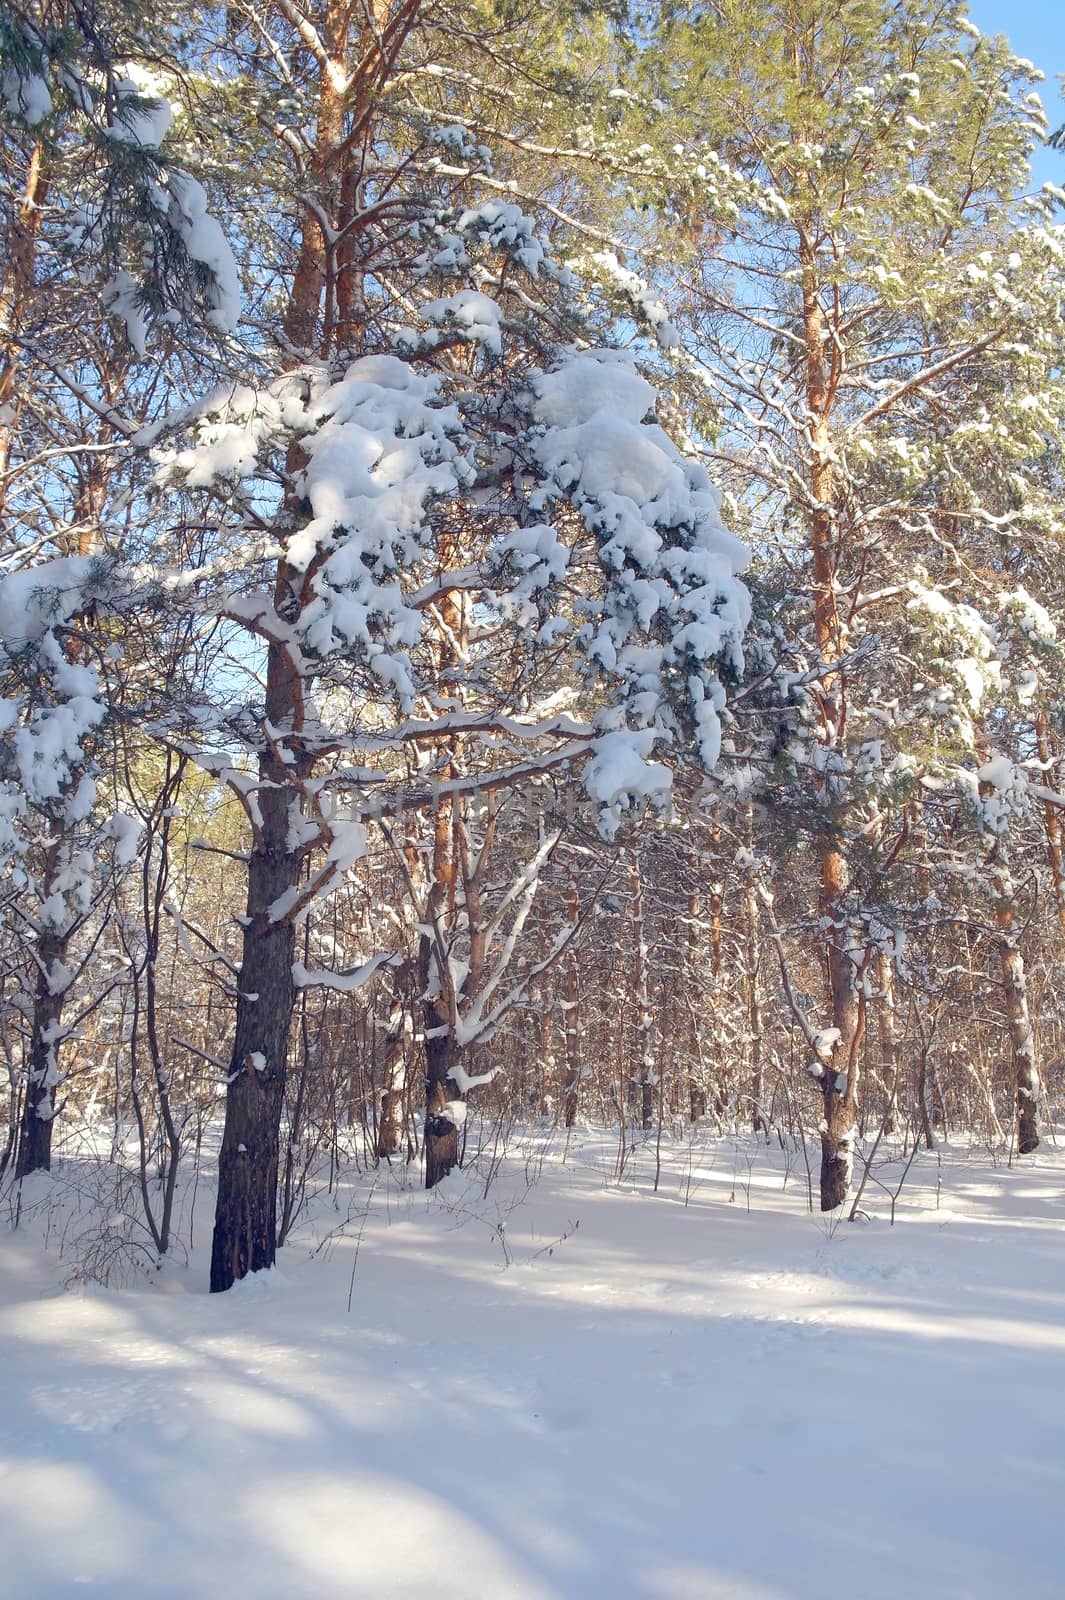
[3, 1128, 1065, 1600]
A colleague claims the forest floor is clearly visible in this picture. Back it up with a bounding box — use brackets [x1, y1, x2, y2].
[2, 1126, 1064, 1600]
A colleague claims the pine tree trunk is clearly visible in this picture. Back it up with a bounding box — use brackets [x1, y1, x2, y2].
[990, 849, 1039, 1156]
[420, 792, 461, 1190]
[537, 907, 555, 1117]
[16, 924, 66, 1177]
[819, 872, 863, 1211]
[877, 948, 899, 1134]
[563, 884, 581, 1128]
[378, 1084, 402, 1157]
[630, 858, 654, 1131]
[0, 139, 48, 516]
[916, 1054, 934, 1149]
[708, 862, 726, 1117]
[17, 829, 74, 1178]
[800, 232, 861, 1211]
[743, 815, 765, 1133]
[209, 0, 364, 1285]
[209, 699, 301, 1292]
[1035, 713, 1065, 935]
[912, 1004, 936, 1150]
[998, 933, 1039, 1155]
[684, 859, 707, 1122]
[208, 878, 296, 1288]
[424, 1030, 462, 1189]
[377, 1022, 406, 1158]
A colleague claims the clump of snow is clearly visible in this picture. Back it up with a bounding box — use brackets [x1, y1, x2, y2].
[456, 200, 546, 276]
[907, 584, 1000, 743]
[589, 250, 680, 349]
[2, 67, 52, 124]
[168, 173, 242, 335]
[103, 271, 150, 358]
[324, 819, 368, 873]
[812, 1027, 841, 1060]
[104, 810, 143, 867]
[533, 347, 655, 431]
[0, 557, 116, 864]
[976, 753, 1016, 792]
[492, 523, 569, 609]
[965, 750, 1029, 834]
[1001, 585, 1056, 646]
[0, 556, 96, 646]
[293, 951, 400, 993]
[583, 728, 671, 839]
[430, 124, 492, 170]
[445, 1056, 500, 1094]
[227, 1264, 291, 1296]
[528, 347, 749, 823]
[419, 290, 503, 355]
[106, 64, 174, 149]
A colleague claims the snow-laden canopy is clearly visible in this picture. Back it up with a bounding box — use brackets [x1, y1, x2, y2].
[155, 329, 749, 837]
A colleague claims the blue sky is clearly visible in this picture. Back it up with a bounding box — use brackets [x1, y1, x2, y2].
[967, 0, 1064, 187]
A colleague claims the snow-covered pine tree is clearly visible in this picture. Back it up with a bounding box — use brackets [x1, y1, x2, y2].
[141, 0, 750, 1287]
[0, 3, 243, 1175]
[627, 0, 1064, 1202]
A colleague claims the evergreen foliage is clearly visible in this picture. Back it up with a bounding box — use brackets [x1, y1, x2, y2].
[2, 0, 1065, 1270]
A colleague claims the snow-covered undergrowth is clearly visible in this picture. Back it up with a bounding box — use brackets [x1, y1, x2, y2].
[3, 1130, 1065, 1599]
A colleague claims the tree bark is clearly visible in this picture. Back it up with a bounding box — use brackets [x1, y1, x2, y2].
[818, 911, 864, 1211]
[799, 224, 862, 1209]
[984, 815, 1040, 1155]
[876, 948, 899, 1135]
[990, 852, 1039, 1155]
[1000, 934, 1039, 1156]
[0, 139, 48, 518]
[562, 881, 581, 1128]
[1035, 712, 1065, 935]
[16, 918, 66, 1177]
[708, 865, 727, 1119]
[630, 856, 654, 1130]
[743, 811, 765, 1133]
[423, 1027, 462, 1189]
[210, 0, 380, 1285]
[209, 749, 301, 1291]
[420, 520, 465, 1186]
[376, 1003, 409, 1158]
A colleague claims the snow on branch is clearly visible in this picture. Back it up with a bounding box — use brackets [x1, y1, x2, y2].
[292, 951, 402, 993]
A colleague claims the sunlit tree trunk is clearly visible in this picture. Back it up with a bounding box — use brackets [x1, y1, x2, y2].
[1034, 712, 1065, 936]
[742, 809, 765, 1133]
[563, 880, 581, 1128]
[377, 1004, 409, 1159]
[876, 949, 899, 1135]
[989, 848, 1039, 1155]
[15, 838, 66, 1178]
[629, 856, 654, 1130]
[686, 867, 707, 1122]
[421, 532, 466, 1188]
[800, 230, 862, 1209]
[0, 139, 48, 518]
[211, 0, 420, 1285]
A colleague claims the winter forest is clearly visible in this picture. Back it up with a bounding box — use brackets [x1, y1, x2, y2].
[4, 1, 1065, 1595]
